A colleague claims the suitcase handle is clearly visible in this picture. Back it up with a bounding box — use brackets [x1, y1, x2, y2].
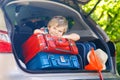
[50, 56, 71, 66]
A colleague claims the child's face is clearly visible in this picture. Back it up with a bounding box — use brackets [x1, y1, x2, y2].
[48, 26, 65, 37]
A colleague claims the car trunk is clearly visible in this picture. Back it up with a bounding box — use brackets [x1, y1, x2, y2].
[4, 0, 112, 74]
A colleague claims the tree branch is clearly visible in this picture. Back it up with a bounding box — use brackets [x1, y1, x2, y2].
[114, 39, 120, 44]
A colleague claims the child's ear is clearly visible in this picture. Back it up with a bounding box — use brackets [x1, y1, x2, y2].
[48, 26, 50, 30]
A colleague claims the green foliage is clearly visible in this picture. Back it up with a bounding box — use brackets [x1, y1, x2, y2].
[81, 0, 120, 75]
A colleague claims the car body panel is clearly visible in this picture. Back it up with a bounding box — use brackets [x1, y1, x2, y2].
[0, 54, 119, 80]
[0, 54, 118, 80]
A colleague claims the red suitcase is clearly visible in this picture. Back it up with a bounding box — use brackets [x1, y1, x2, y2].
[22, 33, 78, 63]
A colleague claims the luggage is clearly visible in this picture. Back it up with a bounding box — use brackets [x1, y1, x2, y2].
[26, 52, 82, 70]
[76, 42, 96, 67]
[22, 33, 78, 63]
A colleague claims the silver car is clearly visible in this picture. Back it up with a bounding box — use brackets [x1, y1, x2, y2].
[0, 0, 120, 80]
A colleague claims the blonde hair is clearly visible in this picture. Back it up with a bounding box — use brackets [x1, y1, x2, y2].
[47, 16, 68, 33]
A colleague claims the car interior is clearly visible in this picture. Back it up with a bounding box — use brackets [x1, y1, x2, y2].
[4, 1, 112, 73]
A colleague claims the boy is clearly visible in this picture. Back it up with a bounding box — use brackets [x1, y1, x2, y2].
[34, 16, 80, 41]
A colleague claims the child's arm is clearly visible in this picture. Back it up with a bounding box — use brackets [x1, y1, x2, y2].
[62, 33, 80, 41]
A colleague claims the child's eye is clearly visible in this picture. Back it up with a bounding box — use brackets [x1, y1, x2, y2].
[58, 30, 63, 34]
[59, 31, 62, 33]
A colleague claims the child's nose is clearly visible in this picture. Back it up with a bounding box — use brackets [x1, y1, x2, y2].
[55, 30, 58, 34]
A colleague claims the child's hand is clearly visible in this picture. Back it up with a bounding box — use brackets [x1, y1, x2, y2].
[62, 33, 80, 41]
[33, 29, 45, 34]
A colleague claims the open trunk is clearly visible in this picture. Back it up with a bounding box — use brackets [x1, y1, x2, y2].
[4, 0, 113, 75]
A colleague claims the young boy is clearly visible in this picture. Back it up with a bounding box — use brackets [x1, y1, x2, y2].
[34, 16, 80, 41]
